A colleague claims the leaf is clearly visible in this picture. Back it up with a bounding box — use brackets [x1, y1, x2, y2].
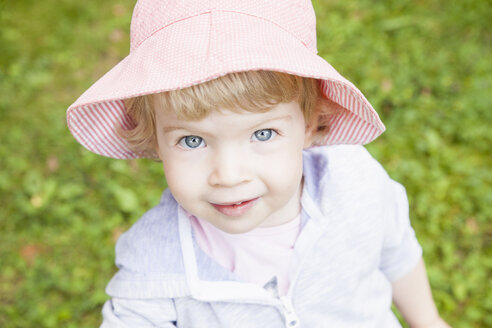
[110, 185, 139, 213]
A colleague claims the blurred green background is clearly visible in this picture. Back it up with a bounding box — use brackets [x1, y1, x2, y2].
[0, 0, 491, 327]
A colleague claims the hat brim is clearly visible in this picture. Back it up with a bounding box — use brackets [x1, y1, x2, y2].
[67, 11, 384, 159]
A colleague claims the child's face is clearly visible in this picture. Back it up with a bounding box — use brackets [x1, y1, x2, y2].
[155, 102, 309, 234]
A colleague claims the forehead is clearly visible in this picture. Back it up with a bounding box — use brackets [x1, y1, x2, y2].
[156, 101, 304, 128]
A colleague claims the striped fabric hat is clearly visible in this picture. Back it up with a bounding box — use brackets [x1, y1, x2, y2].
[67, 0, 385, 159]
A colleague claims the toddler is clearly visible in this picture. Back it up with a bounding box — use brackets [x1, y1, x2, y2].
[67, 0, 451, 327]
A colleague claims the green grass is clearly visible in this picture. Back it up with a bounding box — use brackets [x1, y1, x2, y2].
[1, 0, 491, 327]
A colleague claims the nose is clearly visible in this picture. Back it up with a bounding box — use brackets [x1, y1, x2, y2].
[208, 148, 251, 187]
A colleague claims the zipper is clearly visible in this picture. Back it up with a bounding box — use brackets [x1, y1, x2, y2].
[278, 203, 325, 328]
[280, 296, 300, 328]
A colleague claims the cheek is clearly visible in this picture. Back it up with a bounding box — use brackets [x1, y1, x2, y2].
[262, 147, 303, 192]
[161, 159, 199, 203]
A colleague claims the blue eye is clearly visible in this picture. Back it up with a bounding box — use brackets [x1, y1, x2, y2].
[252, 129, 277, 142]
[179, 135, 205, 149]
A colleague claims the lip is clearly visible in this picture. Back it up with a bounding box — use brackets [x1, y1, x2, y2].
[211, 198, 259, 217]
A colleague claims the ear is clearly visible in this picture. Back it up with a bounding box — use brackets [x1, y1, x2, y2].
[156, 148, 165, 162]
[303, 124, 316, 148]
[153, 137, 164, 161]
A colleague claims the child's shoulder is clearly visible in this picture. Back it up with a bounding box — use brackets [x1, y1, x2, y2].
[122, 189, 178, 235]
[304, 144, 389, 185]
[113, 189, 184, 275]
[303, 145, 394, 214]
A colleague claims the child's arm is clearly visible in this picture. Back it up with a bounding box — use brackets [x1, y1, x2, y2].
[392, 258, 451, 328]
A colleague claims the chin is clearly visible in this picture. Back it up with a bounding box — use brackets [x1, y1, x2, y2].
[217, 222, 258, 234]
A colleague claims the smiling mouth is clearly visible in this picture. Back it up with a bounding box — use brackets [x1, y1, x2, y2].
[211, 198, 259, 217]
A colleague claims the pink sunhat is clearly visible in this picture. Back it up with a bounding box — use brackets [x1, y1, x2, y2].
[67, 0, 385, 159]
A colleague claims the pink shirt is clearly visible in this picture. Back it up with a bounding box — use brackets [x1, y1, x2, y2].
[189, 213, 301, 296]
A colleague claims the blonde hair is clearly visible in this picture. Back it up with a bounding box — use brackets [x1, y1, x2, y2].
[118, 70, 334, 157]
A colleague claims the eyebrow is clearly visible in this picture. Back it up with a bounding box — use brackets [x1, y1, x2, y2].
[246, 114, 293, 131]
[161, 115, 293, 134]
[161, 126, 191, 133]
